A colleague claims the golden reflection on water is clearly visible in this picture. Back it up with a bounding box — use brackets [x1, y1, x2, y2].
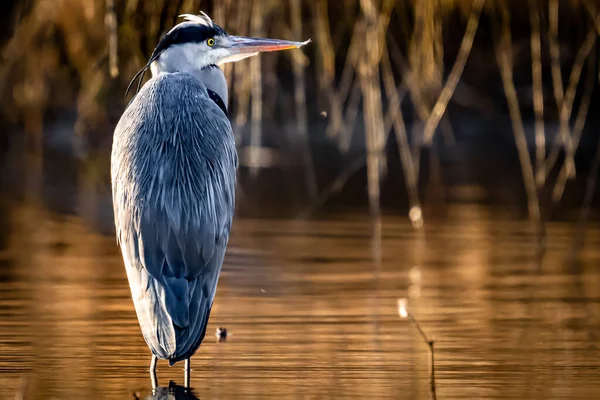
[0, 203, 599, 399]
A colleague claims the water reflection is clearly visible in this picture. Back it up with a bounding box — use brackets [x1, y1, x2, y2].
[139, 383, 200, 400]
[0, 195, 599, 398]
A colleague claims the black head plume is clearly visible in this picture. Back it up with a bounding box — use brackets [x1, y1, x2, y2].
[124, 12, 227, 99]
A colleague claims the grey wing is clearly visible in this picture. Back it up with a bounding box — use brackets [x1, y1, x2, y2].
[111, 72, 237, 362]
[129, 213, 230, 363]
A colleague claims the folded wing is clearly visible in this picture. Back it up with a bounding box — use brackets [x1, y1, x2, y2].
[112, 72, 237, 362]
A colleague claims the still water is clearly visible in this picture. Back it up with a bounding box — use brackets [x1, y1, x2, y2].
[0, 196, 599, 399]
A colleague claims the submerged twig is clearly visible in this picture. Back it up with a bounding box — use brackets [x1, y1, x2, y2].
[398, 298, 436, 396]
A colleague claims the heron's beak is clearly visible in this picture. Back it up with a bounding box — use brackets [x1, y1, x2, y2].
[218, 36, 311, 64]
[229, 36, 311, 53]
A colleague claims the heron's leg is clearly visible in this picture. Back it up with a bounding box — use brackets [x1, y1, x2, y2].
[184, 358, 191, 388]
[150, 355, 158, 390]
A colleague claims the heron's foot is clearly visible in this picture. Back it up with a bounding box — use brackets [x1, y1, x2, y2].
[184, 358, 191, 388]
[150, 355, 158, 390]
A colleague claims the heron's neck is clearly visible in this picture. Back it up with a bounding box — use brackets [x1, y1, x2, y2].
[150, 45, 228, 111]
[195, 65, 228, 111]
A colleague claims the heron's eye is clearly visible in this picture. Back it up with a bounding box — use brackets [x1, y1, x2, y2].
[207, 38, 215, 47]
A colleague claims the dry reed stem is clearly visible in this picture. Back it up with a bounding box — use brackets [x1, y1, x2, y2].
[409, 80, 433, 123]
[313, 0, 336, 91]
[147, 1, 162, 55]
[410, 126, 423, 191]
[337, 22, 362, 151]
[125, 0, 140, 15]
[0, 0, 56, 117]
[409, 1, 443, 94]
[551, 53, 596, 204]
[556, 29, 596, 179]
[106, 0, 119, 78]
[386, 4, 452, 183]
[381, 49, 422, 227]
[214, 1, 235, 91]
[583, 0, 600, 36]
[340, 81, 362, 153]
[549, 0, 564, 108]
[249, 0, 263, 179]
[407, 0, 449, 147]
[423, 0, 484, 145]
[382, 81, 408, 136]
[354, 0, 394, 214]
[528, 0, 544, 188]
[405, 1, 443, 182]
[385, 36, 427, 181]
[493, 5, 542, 234]
[314, 0, 345, 142]
[542, 27, 596, 181]
[384, 35, 427, 180]
[291, 0, 318, 200]
[337, 0, 391, 153]
[337, 25, 361, 107]
[358, 0, 387, 215]
[569, 53, 596, 157]
[232, 0, 252, 131]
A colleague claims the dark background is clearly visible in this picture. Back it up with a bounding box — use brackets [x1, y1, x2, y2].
[0, 0, 599, 223]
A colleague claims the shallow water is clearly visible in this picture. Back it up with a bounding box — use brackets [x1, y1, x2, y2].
[0, 199, 599, 399]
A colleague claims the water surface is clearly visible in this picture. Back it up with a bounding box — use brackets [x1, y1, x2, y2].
[0, 200, 599, 399]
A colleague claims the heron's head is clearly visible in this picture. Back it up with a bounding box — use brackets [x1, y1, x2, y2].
[126, 12, 310, 97]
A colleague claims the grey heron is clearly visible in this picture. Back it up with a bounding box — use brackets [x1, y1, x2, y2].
[111, 12, 309, 387]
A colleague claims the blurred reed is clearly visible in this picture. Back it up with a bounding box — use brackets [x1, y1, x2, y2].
[1, 0, 599, 233]
[492, 1, 542, 236]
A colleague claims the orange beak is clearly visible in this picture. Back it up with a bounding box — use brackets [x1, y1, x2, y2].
[227, 36, 311, 54]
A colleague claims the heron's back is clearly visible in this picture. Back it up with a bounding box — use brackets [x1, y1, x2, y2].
[111, 72, 237, 363]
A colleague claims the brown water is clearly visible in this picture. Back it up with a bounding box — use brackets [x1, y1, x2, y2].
[1, 201, 599, 399]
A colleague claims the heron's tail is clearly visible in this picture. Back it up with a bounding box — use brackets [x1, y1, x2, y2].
[134, 275, 212, 363]
[167, 278, 214, 365]
[162, 276, 191, 328]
